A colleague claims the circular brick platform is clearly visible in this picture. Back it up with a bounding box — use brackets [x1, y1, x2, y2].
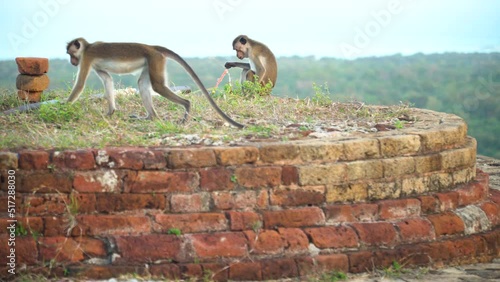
[0, 108, 498, 281]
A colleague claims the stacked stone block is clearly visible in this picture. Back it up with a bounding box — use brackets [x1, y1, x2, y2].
[15, 57, 50, 102]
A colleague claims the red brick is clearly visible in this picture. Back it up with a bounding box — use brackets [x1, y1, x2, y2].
[171, 193, 210, 213]
[73, 170, 124, 193]
[18, 150, 49, 170]
[17, 90, 42, 102]
[202, 263, 229, 282]
[0, 237, 37, 265]
[213, 146, 259, 165]
[191, 232, 248, 259]
[52, 150, 96, 170]
[235, 167, 281, 188]
[351, 222, 398, 247]
[43, 216, 67, 236]
[244, 230, 286, 255]
[419, 195, 439, 214]
[150, 264, 181, 280]
[481, 231, 499, 256]
[73, 215, 151, 236]
[379, 199, 421, 220]
[282, 166, 299, 185]
[97, 148, 166, 169]
[480, 202, 499, 226]
[66, 265, 148, 280]
[97, 194, 164, 213]
[298, 255, 349, 276]
[39, 237, 85, 262]
[114, 235, 182, 264]
[16, 57, 49, 75]
[278, 228, 309, 253]
[457, 181, 488, 206]
[74, 193, 96, 214]
[23, 194, 69, 216]
[264, 207, 325, 228]
[259, 144, 300, 164]
[261, 259, 298, 280]
[270, 187, 325, 206]
[304, 226, 358, 249]
[348, 251, 373, 273]
[325, 203, 378, 223]
[227, 211, 262, 231]
[229, 262, 262, 281]
[179, 264, 203, 280]
[125, 171, 198, 193]
[199, 168, 235, 191]
[436, 191, 459, 211]
[213, 190, 268, 210]
[168, 149, 216, 169]
[19, 171, 72, 193]
[490, 189, 500, 205]
[427, 212, 465, 237]
[154, 213, 227, 233]
[16, 74, 49, 91]
[0, 217, 43, 235]
[396, 218, 435, 243]
[0, 196, 22, 216]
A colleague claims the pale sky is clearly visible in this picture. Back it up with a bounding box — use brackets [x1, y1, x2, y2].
[1, 0, 499, 60]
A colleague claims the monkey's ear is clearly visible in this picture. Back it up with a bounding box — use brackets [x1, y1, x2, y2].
[239, 37, 247, 45]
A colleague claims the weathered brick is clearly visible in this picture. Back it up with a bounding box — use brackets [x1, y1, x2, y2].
[383, 157, 416, 177]
[43, 217, 68, 236]
[270, 186, 325, 206]
[367, 181, 401, 200]
[227, 211, 262, 231]
[0, 237, 37, 265]
[168, 149, 216, 169]
[213, 190, 268, 210]
[348, 251, 373, 273]
[97, 194, 165, 213]
[74, 215, 151, 236]
[0, 152, 18, 169]
[304, 226, 358, 249]
[16, 74, 50, 91]
[0, 217, 43, 235]
[298, 164, 346, 185]
[341, 138, 380, 161]
[229, 262, 262, 281]
[17, 90, 42, 102]
[379, 199, 421, 220]
[23, 194, 69, 216]
[18, 150, 49, 170]
[419, 195, 439, 214]
[261, 259, 298, 280]
[277, 228, 309, 253]
[202, 263, 229, 281]
[282, 165, 299, 186]
[428, 173, 453, 191]
[417, 125, 466, 152]
[396, 218, 435, 243]
[179, 264, 203, 280]
[19, 171, 72, 193]
[0, 196, 22, 216]
[125, 171, 199, 193]
[199, 168, 235, 191]
[52, 150, 96, 170]
[456, 180, 488, 206]
[347, 160, 383, 181]
[16, 57, 49, 75]
[259, 144, 300, 164]
[480, 202, 499, 226]
[149, 264, 181, 280]
[39, 237, 85, 262]
[326, 183, 368, 202]
[74, 170, 123, 193]
[491, 189, 500, 205]
[436, 191, 459, 211]
[213, 146, 259, 165]
[74, 193, 96, 214]
[325, 203, 378, 223]
[171, 193, 210, 213]
[191, 232, 248, 258]
[401, 176, 428, 196]
[96, 148, 167, 170]
[455, 205, 491, 235]
[263, 207, 325, 228]
[299, 142, 343, 163]
[453, 167, 477, 185]
[154, 213, 227, 233]
[415, 154, 442, 174]
[114, 235, 182, 264]
[379, 134, 420, 157]
[235, 166, 281, 188]
[244, 230, 286, 255]
[351, 222, 398, 247]
[440, 141, 476, 170]
[297, 254, 349, 276]
[427, 212, 465, 237]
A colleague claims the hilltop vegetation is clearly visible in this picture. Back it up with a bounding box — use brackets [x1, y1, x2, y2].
[0, 53, 498, 157]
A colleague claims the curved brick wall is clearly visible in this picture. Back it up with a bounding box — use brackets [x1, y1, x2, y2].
[0, 108, 498, 281]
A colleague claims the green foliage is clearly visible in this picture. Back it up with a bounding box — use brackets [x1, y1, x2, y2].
[319, 271, 348, 282]
[312, 82, 333, 106]
[15, 223, 28, 237]
[167, 228, 182, 236]
[37, 100, 84, 123]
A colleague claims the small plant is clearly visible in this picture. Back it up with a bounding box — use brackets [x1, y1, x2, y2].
[383, 260, 407, 278]
[320, 270, 348, 282]
[15, 223, 28, 237]
[38, 100, 84, 123]
[251, 221, 262, 233]
[167, 228, 182, 236]
[230, 174, 238, 183]
[155, 120, 185, 134]
[394, 119, 405, 129]
[312, 82, 333, 106]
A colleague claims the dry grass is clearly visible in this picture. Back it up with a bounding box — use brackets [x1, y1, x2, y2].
[0, 85, 412, 150]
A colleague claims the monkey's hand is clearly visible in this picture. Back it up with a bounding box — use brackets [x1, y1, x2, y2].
[224, 62, 235, 69]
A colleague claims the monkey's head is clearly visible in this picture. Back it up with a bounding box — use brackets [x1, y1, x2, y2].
[66, 38, 88, 66]
[232, 35, 250, 60]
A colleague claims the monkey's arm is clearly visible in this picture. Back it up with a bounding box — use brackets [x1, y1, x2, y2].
[67, 61, 92, 103]
[225, 62, 251, 70]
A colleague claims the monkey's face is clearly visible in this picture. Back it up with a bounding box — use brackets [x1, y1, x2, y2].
[233, 43, 248, 60]
[66, 40, 82, 66]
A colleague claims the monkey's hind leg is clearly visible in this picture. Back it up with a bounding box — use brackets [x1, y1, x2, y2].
[96, 70, 117, 116]
[137, 70, 160, 120]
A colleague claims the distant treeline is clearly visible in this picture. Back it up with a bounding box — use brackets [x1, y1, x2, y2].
[0, 53, 498, 157]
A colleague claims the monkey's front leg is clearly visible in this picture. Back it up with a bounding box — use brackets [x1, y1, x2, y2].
[95, 70, 116, 116]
